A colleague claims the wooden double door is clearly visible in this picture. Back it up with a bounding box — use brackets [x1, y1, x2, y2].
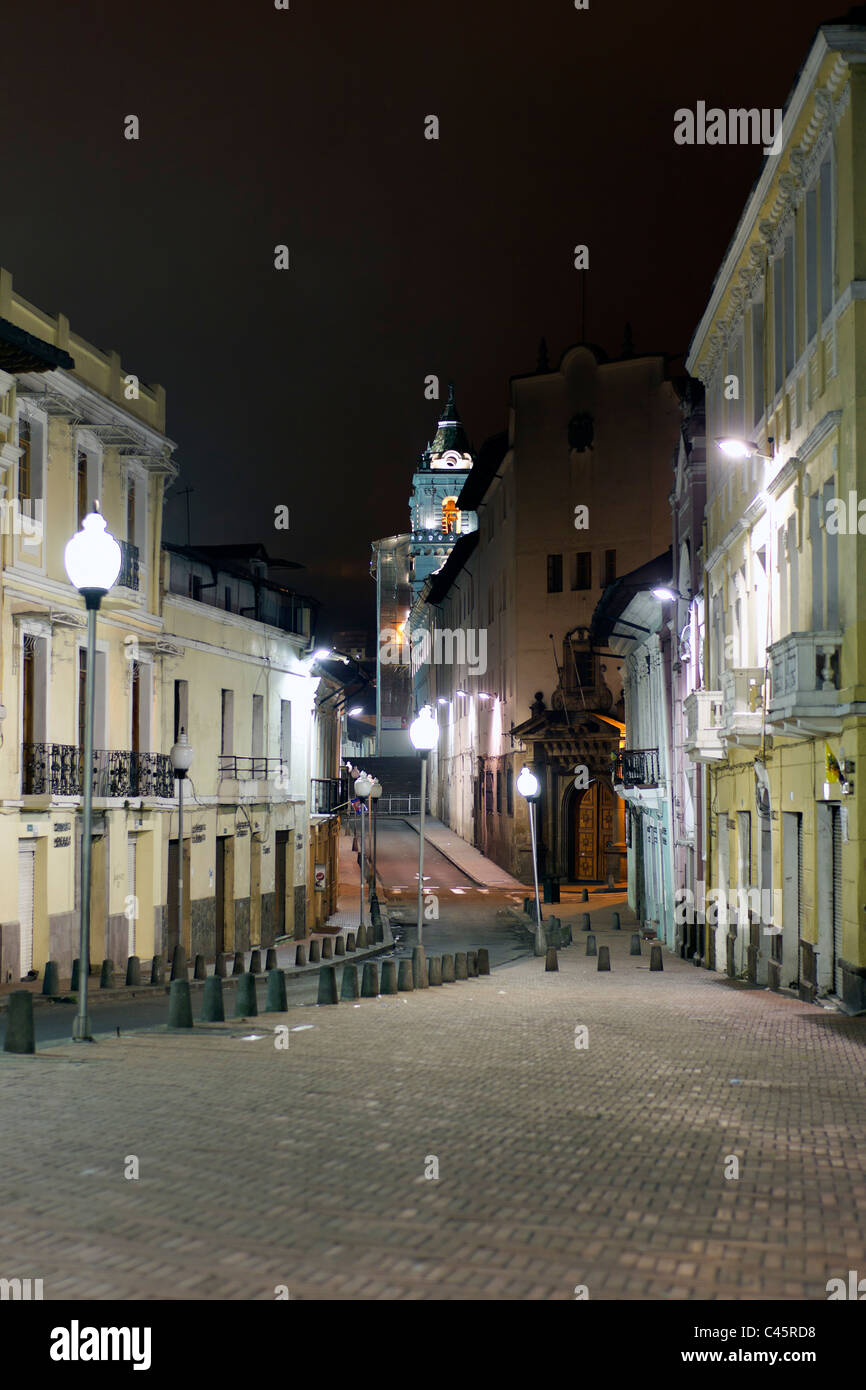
[573, 781, 617, 882]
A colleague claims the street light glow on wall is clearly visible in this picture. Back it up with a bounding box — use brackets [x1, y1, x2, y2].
[410, 706, 440, 946]
[715, 437, 774, 460]
[651, 586, 679, 603]
[64, 503, 122, 1043]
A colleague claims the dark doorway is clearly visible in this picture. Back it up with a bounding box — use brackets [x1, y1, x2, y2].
[166, 838, 191, 958]
[275, 830, 289, 937]
[215, 837, 226, 956]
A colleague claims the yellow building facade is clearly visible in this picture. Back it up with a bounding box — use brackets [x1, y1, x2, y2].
[686, 21, 866, 1011]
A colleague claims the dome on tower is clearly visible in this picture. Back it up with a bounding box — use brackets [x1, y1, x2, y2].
[428, 383, 474, 469]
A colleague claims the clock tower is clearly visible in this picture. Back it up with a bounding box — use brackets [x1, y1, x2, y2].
[408, 383, 477, 599]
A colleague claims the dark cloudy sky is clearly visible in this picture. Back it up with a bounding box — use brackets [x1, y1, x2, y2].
[5, 0, 842, 638]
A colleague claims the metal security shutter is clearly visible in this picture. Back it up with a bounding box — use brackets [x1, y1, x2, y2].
[796, 815, 803, 959]
[832, 808, 842, 996]
[18, 843, 35, 976]
[127, 836, 137, 956]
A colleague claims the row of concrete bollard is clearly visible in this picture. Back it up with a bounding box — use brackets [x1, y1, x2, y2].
[545, 916, 663, 973]
[317, 945, 490, 1005]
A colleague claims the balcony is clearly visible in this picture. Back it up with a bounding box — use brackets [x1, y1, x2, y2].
[683, 689, 724, 762]
[117, 540, 140, 592]
[720, 668, 765, 746]
[218, 755, 284, 785]
[22, 744, 173, 798]
[615, 748, 660, 787]
[767, 631, 843, 732]
[311, 776, 350, 816]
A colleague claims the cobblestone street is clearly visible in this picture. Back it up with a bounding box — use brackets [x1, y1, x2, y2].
[1, 908, 864, 1301]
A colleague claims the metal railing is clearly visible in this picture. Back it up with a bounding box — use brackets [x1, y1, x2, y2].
[311, 776, 351, 815]
[615, 748, 660, 788]
[22, 744, 174, 797]
[218, 755, 284, 780]
[117, 539, 140, 591]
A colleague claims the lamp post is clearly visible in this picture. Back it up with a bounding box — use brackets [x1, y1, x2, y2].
[354, 771, 372, 929]
[517, 765, 545, 957]
[409, 706, 439, 947]
[64, 504, 121, 1041]
[169, 728, 194, 958]
[369, 777, 382, 916]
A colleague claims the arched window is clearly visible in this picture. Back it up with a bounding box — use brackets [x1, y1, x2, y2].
[442, 497, 460, 535]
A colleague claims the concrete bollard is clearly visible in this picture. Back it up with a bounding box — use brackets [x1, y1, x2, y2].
[546, 921, 561, 950]
[335, 936, 346, 957]
[232, 951, 245, 976]
[467, 950, 479, 977]
[170, 945, 187, 981]
[201, 975, 225, 1022]
[455, 952, 468, 980]
[356, 924, 368, 949]
[317, 965, 339, 1006]
[597, 945, 611, 972]
[233, 972, 258, 1017]
[581, 913, 591, 932]
[193, 954, 207, 980]
[441, 954, 455, 983]
[380, 960, 398, 995]
[71, 958, 82, 991]
[412, 946, 429, 989]
[428, 956, 443, 986]
[42, 961, 60, 996]
[215, 953, 228, 978]
[295, 944, 307, 967]
[612, 911, 621, 930]
[650, 944, 664, 972]
[346, 932, 356, 952]
[168, 978, 194, 1027]
[397, 959, 414, 991]
[249, 949, 262, 975]
[126, 956, 142, 987]
[265, 948, 278, 972]
[150, 954, 165, 986]
[476, 948, 490, 975]
[340, 964, 360, 1000]
[586, 933, 597, 956]
[322, 937, 333, 960]
[545, 947, 559, 972]
[266, 968, 288, 1011]
[630, 933, 642, 956]
[99, 960, 115, 990]
[360, 962, 379, 997]
[561, 920, 573, 947]
[309, 940, 321, 964]
[4, 992, 34, 1053]
[581, 887, 588, 902]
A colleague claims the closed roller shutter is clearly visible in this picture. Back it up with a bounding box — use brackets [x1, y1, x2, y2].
[18, 843, 35, 976]
[832, 808, 842, 996]
[127, 836, 137, 956]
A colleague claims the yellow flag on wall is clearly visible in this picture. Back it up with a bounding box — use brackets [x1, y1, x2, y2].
[825, 744, 842, 782]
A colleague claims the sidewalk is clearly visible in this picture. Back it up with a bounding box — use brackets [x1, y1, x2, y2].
[402, 816, 525, 890]
[2, 925, 865, 1300]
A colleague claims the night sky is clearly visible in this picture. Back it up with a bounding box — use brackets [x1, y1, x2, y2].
[6, 0, 840, 638]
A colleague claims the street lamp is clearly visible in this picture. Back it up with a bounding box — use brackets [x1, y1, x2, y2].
[64, 504, 121, 1041]
[650, 586, 680, 603]
[369, 778, 382, 925]
[517, 765, 545, 957]
[169, 728, 194, 961]
[409, 705, 439, 947]
[354, 770, 373, 930]
[715, 437, 774, 460]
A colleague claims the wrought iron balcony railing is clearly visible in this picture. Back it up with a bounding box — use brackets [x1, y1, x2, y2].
[22, 744, 174, 797]
[217, 755, 284, 781]
[311, 776, 350, 815]
[615, 748, 660, 788]
[117, 540, 140, 591]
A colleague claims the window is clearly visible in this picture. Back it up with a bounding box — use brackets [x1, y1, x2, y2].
[571, 551, 591, 590]
[126, 477, 136, 544]
[442, 497, 459, 535]
[784, 234, 795, 378]
[572, 650, 594, 690]
[220, 689, 234, 757]
[603, 550, 616, 585]
[506, 768, 513, 816]
[773, 255, 784, 396]
[819, 157, 833, 323]
[252, 694, 264, 759]
[547, 554, 563, 593]
[77, 450, 89, 527]
[189, 574, 203, 601]
[496, 771, 502, 813]
[485, 769, 494, 811]
[173, 679, 189, 743]
[224, 585, 232, 612]
[805, 186, 818, 345]
[78, 646, 107, 747]
[18, 417, 31, 501]
[751, 296, 764, 428]
[280, 699, 292, 778]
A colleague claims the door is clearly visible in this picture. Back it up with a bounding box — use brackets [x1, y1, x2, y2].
[832, 806, 842, 997]
[18, 843, 35, 977]
[573, 781, 616, 881]
[127, 835, 137, 957]
[275, 830, 288, 938]
[781, 813, 800, 991]
[166, 838, 191, 959]
[716, 812, 731, 970]
[215, 837, 226, 956]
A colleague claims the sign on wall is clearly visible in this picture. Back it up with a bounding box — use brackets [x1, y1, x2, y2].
[314, 863, 327, 892]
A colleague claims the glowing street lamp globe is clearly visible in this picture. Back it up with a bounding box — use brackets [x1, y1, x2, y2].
[409, 706, 439, 752]
[169, 728, 194, 778]
[63, 507, 121, 597]
[354, 772, 373, 798]
[517, 766, 539, 799]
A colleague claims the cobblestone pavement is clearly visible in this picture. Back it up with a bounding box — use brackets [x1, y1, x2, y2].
[1, 907, 864, 1301]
